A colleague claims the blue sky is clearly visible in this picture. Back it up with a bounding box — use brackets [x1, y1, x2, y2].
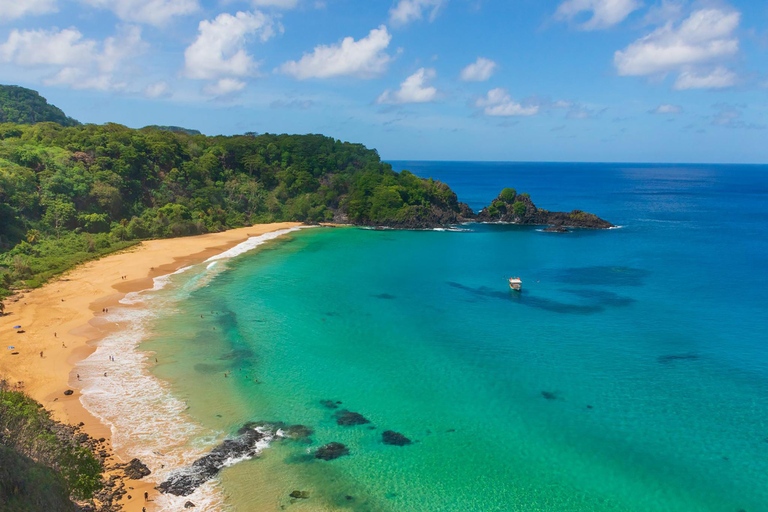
[1, 0, 767, 163]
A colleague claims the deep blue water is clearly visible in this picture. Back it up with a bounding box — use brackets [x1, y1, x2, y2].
[137, 161, 768, 511]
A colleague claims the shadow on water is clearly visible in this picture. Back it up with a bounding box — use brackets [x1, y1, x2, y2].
[657, 353, 700, 365]
[544, 266, 650, 287]
[445, 282, 635, 315]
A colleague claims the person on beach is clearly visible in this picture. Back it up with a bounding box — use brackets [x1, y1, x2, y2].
[77, 374, 80, 381]
[40, 351, 43, 358]
[144, 491, 148, 501]
[104, 372, 107, 377]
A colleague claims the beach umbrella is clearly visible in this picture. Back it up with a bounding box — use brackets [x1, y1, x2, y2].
[7, 346, 14, 350]
[13, 325, 21, 329]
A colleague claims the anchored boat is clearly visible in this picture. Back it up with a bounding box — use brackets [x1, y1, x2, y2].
[509, 277, 523, 291]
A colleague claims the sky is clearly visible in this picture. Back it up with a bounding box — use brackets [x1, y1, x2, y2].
[1, 0, 767, 163]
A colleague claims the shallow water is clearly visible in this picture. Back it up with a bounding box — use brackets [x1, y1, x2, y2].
[82, 163, 768, 511]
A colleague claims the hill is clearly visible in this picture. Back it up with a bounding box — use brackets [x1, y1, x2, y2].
[0, 86, 79, 127]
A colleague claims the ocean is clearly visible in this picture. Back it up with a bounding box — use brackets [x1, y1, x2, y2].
[78, 162, 768, 511]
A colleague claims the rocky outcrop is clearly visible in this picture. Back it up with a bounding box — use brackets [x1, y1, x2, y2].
[333, 410, 370, 426]
[122, 458, 151, 480]
[475, 189, 613, 230]
[382, 431, 412, 446]
[157, 422, 312, 497]
[314, 442, 349, 461]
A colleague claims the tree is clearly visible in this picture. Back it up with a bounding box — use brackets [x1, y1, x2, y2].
[513, 201, 527, 217]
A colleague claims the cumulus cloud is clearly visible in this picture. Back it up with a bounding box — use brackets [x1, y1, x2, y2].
[674, 66, 736, 90]
[377, 68, 438, 104]
[280, 25, 392, 79]
[0, 0, 57, 22]
[202, 78, 246, 96]
[0, 25, 146, 91]
[389, 0, 446, 26]
[460, 57, 496, 82]
[651, 104, 682, 114]
[185, 11, 276, 82]
[556, 0, 642, 30]
[79, 0, 198, 26]
[144, 81, 171, 98]
[475, 88, 539, 117]
[614, 8, 740, 88]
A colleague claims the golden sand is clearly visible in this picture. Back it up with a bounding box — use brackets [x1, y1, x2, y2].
[0, 223, 303, 512]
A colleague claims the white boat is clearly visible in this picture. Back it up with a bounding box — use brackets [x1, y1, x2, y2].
[509, 277, 522, 291]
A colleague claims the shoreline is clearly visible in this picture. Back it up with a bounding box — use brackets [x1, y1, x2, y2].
[0, 222, 304, 512]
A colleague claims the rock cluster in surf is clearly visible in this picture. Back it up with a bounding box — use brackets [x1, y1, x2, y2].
[156, 422, 312, 496]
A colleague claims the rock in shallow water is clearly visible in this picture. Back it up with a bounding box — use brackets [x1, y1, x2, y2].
[382, 431, 412, 446]
[315, 442, 349, 461]
[158, 421, 313, 496]
[334, 410, 370, 426]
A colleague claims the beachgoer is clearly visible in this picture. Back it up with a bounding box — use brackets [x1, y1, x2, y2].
[40, 351, 43, 358]
[104, 372, 107, 377]
[144, 491, 148, 501]
[77, 374, 80, 380]
[54, 332, 57, 337]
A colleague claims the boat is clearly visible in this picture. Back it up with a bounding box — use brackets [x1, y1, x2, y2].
[509, 277, 522, 291]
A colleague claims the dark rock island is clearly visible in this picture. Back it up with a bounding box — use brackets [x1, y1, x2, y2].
[474, 188, 613, 230]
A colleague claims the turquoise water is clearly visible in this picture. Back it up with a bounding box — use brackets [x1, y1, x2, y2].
[138, 163, 767, 511]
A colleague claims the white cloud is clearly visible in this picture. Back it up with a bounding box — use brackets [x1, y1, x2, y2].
[475, 88, 539, 117]
[144, 81, 171, 98]
[185, 11, 276, 82]
[0, 0, 57, 22]
[202, 78, 246, 96]
[0, 25, 146, 91]
[389, 0, 446, 26]
[377, 68, 437, 104]
[280, 25, 392, 79]
[79, 0, 199, 26]
[651, 104, 682, 114]
[460, 57, 496, 82]
[674, 67, 737, 90]
[556, 0, 642, 30]
[614, 8, 740, 88]
[252, 0, 299, 8]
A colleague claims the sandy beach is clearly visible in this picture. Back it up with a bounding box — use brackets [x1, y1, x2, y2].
[0, 222, 303, 512]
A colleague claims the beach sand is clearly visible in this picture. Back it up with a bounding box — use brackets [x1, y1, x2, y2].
[0, 222, 303, 512]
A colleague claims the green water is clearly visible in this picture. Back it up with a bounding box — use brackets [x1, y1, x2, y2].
[140, 226, 767, 512]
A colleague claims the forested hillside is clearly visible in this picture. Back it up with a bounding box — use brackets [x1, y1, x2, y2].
[0, 86, 79, 127]
[0, 121, 469, 299]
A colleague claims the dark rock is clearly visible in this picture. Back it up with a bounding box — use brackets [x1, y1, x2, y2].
[98, 437, 106, 442]
[315, 442, 349, 461]
[543, 225, 569, 233]
[63, 389, 74, 396]
[320, 399, 339, 409]
[184, 501, 196, 508]
[586, 405, 594, 409]
[658, 353, 699, 364]
[289, 490, 310, 499]
[476, 190, 612, 229]
[345, 495, 354, 501]
[124, 458, 151, 479]
[334, 410, 370, 426]
[246, 421, 314, 440]
[541, 391, 559, 400]
[158, 426, 268, 496]
[382, 430, 412, 446]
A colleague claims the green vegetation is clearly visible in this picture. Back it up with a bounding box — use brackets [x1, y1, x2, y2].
[0, 385, 102, 503]
[0, 446, 76, 512]
[512, 201, 527, 217]
[0, 121, 465, 299]
[143, 125, 202, 136]
[0, 86, 79, 127]
[498, 188, 517, 202]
